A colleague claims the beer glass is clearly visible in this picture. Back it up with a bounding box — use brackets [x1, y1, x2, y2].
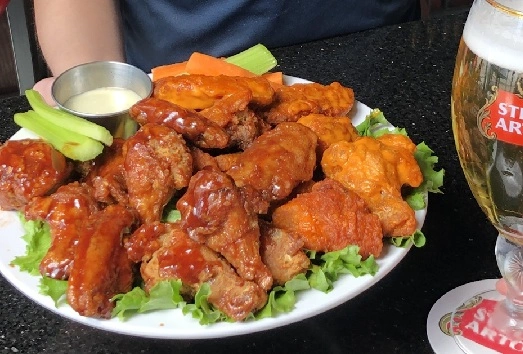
[451, 0, 523, 350]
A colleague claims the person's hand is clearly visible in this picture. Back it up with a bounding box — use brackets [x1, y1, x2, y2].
[32, 77, 56, 106]
[496, 279, 507, 295]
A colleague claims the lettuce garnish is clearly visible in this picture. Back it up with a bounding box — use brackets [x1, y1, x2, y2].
[11, 214, 51, 275]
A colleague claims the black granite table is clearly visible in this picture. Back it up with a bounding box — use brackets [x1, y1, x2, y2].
[0, 9, 500, 354]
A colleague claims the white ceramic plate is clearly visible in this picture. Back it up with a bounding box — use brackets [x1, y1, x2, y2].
[0, 76, 427, 339]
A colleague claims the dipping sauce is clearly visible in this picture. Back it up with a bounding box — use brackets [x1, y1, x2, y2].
[63, 87, 142, 115]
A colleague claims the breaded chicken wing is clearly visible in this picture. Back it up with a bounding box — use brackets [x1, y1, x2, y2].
[262, 82, 355, 124]
[67, 204, 135, 318]
[0, 139, 72, 211]
[125, 222, 268, 321]
[259, 220, 310, 285]
[24, 182, 100, 280]
[123, 123, 193, 224]
[129, 97, 229, 149]
[271, 178, 383, 258]
[224, 122, 317, 212]
[297, 113, 359, 159]
[176, 167, 273, 290]
[321, 134, 423, 236]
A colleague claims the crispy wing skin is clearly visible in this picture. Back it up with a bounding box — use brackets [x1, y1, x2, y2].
[24, 182, 100, 280]
[297, 113, 359, 159]
[262, 82, 355, 124]
[125, 222, 268, 321]
[271, 178, 383, 257]
[67, 204, 136, 318]
[0, 139, 72, 211]
[259, 220, 310, 285]
[154, 74, 274, 127]
[129, 97, 229, 149]
[83, 138, 128, 206]
[123, 123, 193, 224]
[176, 168, 273, 290]
[224, 122, 317, 210]
[321, 135, 423, 236]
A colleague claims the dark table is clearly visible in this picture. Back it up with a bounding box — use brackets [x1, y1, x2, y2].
[0, 9, 501, 354]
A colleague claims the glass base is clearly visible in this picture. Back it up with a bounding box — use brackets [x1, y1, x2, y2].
[450, 289, 523, 353]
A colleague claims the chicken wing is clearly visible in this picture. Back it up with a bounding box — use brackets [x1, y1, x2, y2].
[129, 97, 229, 149]
[176, 167, 273, 290]
[67, 204, 136, 318]
[0, 139, 72, 211]
[125, 222, 268, 321]
[24, 182, 100, 280]
[224, 122, 317, 211]
[83, 138, 128, 206]
[271, 178, 383, 258]
[154, 74, 274, 127]
[259, 220, 310, 285]
[261, 82, 355, 124]
[297, 113, 359, 160]
[123, 123, 193, 224]
[321, 134, 423, 236]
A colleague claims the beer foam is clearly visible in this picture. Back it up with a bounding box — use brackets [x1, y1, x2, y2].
[463, 0, 523, 72]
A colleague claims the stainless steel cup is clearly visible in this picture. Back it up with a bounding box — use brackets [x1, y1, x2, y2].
[52, 61, 153, 138]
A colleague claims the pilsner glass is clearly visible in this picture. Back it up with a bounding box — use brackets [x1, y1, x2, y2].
[451, 0, 523, 351]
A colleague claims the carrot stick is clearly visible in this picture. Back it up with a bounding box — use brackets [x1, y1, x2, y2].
[262, 71, 283, 86]
[185, 52, 256, 77]
[152, 61, 188, 81]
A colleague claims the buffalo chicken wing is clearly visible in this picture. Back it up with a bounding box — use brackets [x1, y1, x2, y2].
[321, 134, 423, 236]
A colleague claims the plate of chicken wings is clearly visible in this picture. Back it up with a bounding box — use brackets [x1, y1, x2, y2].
[0, 75, 427, 339]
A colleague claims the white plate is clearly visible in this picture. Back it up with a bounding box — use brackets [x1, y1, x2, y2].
[0, 76, 427, 339]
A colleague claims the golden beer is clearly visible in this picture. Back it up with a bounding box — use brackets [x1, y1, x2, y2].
[451, 0, 523, 243]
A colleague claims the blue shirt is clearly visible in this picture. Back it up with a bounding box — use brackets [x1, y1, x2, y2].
[119, 0, 419, 72]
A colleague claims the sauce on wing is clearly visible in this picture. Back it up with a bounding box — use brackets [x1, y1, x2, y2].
[157, 238, 208, 285]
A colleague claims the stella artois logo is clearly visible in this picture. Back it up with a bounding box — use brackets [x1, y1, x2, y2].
[439, 295, 523, 353]
[478, 78, 523, 145]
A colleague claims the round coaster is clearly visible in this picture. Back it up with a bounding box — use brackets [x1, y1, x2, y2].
[427, 279, 502, 354]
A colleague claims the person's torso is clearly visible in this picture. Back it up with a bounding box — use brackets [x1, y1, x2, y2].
[119, 0, 419, 72]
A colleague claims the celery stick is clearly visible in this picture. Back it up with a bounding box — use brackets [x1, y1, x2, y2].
[14, 110, 104, 162]
[225, 44, 277, 75]
[25, 89, 113, 146]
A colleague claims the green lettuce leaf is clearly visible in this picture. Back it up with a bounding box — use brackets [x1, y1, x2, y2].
[111, 279, 186, 320]
[10, 213, 51, 275]
[182, 283, 230, 325]
[39, 276, 68, 306]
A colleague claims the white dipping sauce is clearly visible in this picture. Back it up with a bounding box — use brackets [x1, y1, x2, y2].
[64, 87, 142, 114]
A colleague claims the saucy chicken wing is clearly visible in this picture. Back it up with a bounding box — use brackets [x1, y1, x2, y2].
[123, 123, 193, 224]
[125, 222, 268, 321]
[224, 122, 317, 212]
[321, 134, 423, 236]
[154, 74, 274, 127]
[176, 167, 273, 290]
[0, 139, 72, 211]
[262, 82, 355, 124]
[83, 139, 128, 206]
[24, 182, 100, 280]
[271, 178, 383, 258]
[67, 204, 136, 318]
[297, 113, 359, 160]
[129, 97, 229, 149]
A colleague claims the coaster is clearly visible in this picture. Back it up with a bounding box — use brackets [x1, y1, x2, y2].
[427, 279, 504, 354]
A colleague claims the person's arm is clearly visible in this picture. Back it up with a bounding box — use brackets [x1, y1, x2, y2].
[34, 0, 124, 76]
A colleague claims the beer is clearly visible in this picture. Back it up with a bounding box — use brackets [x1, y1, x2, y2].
[451, 0, 523, 242]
